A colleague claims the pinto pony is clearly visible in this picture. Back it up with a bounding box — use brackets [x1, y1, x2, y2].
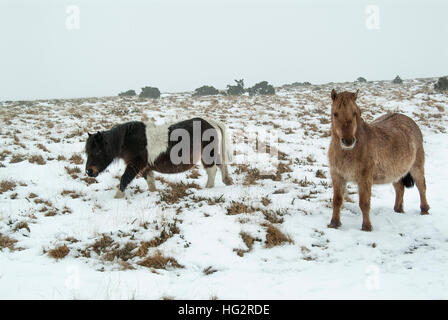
[85, 117, 233, 198]
[328, 90, 429, 231]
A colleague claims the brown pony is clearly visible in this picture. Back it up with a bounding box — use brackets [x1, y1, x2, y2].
[327, 89, 429, 231]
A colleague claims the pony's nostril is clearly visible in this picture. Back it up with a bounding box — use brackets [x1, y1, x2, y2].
[341, 138, 347, 145]
[86, 169, 93, 176]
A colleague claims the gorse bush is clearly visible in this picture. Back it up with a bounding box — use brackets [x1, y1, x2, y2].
[193, 85, 220, 97]
[434, 76, 448, 92]
[139, 86, 161, 99]
[247, 81, 275, 96]
[392, 75, 403, 84]
[356, 77, 367, 83]
[226, 79, 245, 96]
[118, 90, 136, 97]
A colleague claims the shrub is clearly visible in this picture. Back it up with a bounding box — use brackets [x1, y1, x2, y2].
[226, 79, 245, 96]
[118, 90, 136, 97]
[193, 85, 219, 97]
[247, 81, 275, 96]
[392, 75, 403, 84]
[356, 77, 367, 83]
[434, 76, 448, 92]
[139, 86, 161, 99]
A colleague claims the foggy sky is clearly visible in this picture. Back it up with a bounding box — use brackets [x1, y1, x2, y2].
[0, 0, 447, 101]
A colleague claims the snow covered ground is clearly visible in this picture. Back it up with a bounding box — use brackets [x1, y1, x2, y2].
[0, 78, 447, 299]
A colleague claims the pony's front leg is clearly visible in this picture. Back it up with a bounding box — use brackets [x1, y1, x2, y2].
[114, 166, 138, 199]
[328, 173, 346, 229]
[205, 165, 217, 188]
[358, 179, 373, 231]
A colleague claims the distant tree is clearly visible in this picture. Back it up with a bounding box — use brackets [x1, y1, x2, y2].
[193, 85, 220, 97]
[356, 77, 367, 83]
[392, 76, 403, 84]
[247, 81, 275, 96]
[139, 86, 160, 99]
[118, 89, 136, 97]
[434, 76, 448, 92]
[226, 79, 245, 96]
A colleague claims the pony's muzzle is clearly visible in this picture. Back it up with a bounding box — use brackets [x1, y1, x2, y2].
[86, 167, 98, 177]
[340, 137, 356, 150]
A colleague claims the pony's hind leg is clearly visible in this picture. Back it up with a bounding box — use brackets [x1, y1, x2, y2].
[205, 165, 217, 188]
[217, 164, 233, 185]
[410, 166, 430, 215]
[393, 180, 405, 213]
[145, 170, 156, 192]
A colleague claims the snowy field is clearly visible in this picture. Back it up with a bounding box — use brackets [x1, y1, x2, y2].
[0, 78, 447, 299]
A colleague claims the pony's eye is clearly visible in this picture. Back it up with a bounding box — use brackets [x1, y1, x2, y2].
[353, 112, 357, 116]
[333, 113, 338, 117]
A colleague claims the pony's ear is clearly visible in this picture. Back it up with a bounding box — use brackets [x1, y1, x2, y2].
[331, 89, 337, 101]
[88, 132, 92, 137]
[95, 131, 103, 141]
[353, 89, 359, 101]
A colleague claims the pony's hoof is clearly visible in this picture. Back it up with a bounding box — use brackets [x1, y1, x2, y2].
[420, 211, 430, 215]
[394, 205, 404, 213]
[361, 223, 372, 232]
[328, 220, 341, 229]
[114, 190, 125, 199]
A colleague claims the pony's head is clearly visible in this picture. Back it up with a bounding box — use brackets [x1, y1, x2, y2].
[330, 89, 361, 150]
[85, 132, 113, 177]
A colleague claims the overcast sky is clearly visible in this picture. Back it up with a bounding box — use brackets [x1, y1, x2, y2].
[0, 0, 447, 100]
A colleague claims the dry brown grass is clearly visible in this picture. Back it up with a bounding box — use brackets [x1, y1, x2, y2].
[137, 222, 180, 256]
[69, 153, 83, 165]
[0, 180, 16, 194]
[36, 143, 49, 153]
[0, 233, 18, 251]
[65, 166, 81, 179]
[226, 201, 256, 215]
[9, 153, 26, 163]
[203, 266, 218, 275]
[315, 169, 326, 179]
[13, 221, 30, 232]
[61, 189, 83, 199]
[264, 223, 293, 248]
[159, 181, 200, 204]
[48, 244, 70, 259]
[138, 251, 183, 270]
[235, 232, 257, 257]
[28, 154, 46, 165]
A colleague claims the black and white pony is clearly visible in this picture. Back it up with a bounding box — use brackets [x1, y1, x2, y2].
[85, 117, 233, 198]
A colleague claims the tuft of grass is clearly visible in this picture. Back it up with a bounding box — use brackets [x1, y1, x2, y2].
[0, 180, 16, 194]
[203, 266, 218, 275]
[138, 251, 183, 270]
[0, 233, 18, 251]
[159, 181, 200, 204]
[9, 153, 26, 163]
[137, 222, 180, 256]
[28, 155, 46, 165]
[69, 153, 83, 165]
[315, 169, 326, 179]
[226, 201, 256, 215]
[48, 244, 70, 259]
[264, 223, 294, 248]
[235, 232, 258, 257]
[13, 221, 30, 232]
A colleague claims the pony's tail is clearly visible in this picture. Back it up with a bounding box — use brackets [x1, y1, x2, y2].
[205, 118, 233, 165]
[402, 172, 415, 188]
